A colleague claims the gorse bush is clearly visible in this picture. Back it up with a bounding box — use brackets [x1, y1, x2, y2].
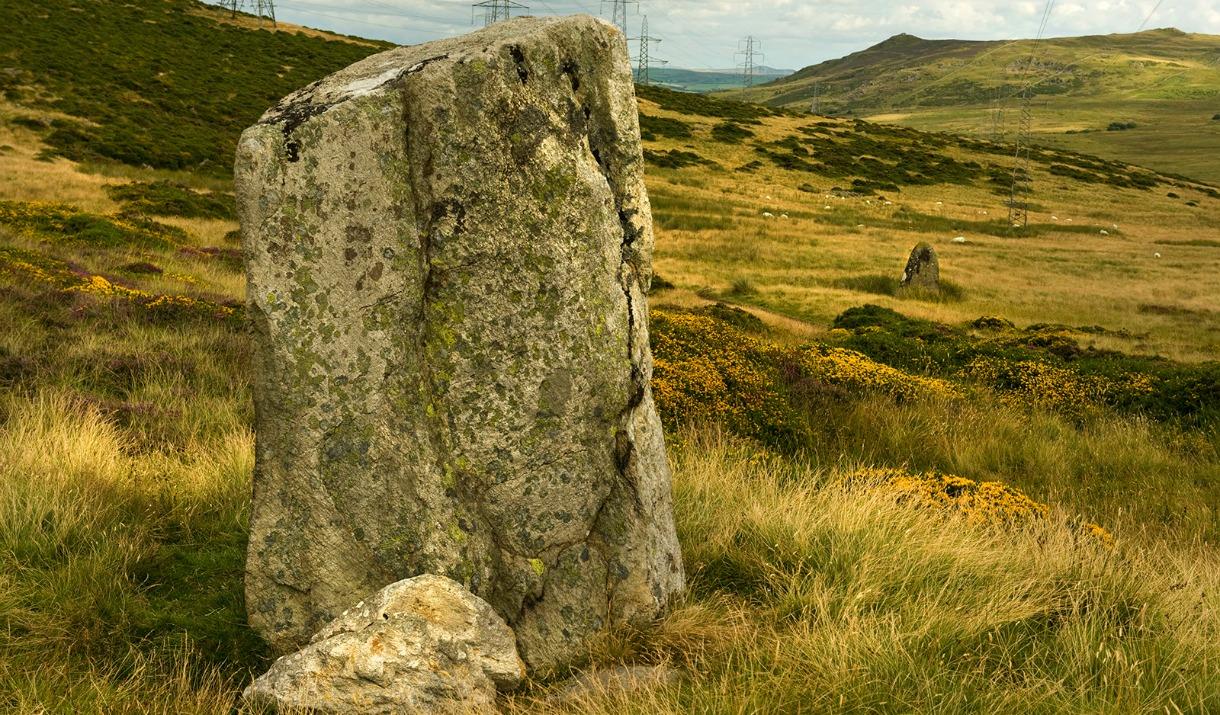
[650, 309, 957, 452]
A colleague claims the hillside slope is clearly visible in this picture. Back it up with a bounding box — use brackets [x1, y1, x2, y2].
[721, 29, 1220, 182]
[0, 0, 387, 173]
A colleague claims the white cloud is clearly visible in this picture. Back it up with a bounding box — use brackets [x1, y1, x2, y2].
[258, 0, 1220, 69]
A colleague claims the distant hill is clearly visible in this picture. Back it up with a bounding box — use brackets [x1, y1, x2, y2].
[717, 28, 1220, 182]
[0, 0, 388, 174]
[725, 29, 1220, 111]
[636, 66, 793, 93]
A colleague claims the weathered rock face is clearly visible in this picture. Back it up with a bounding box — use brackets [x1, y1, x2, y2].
[236, 15, 684, 672]
[901, 242, 940, 289]
[243, 574, 523, 714]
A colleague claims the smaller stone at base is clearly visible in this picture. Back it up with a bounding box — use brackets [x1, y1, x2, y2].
[242, 574, 524, 714]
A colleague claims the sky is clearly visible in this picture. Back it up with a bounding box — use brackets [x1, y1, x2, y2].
[254, 0, 1220, 70]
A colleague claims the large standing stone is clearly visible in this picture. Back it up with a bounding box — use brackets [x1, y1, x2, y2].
[900, 242, 940, 290]
[235, 15, 684, 672]
[243, 575, 523, 714]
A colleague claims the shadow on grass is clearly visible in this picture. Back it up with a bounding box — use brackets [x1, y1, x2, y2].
[834, 273, 965, 302]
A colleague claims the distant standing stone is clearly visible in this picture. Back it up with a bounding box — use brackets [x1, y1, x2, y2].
[901, 242, 940, 289]
[236, 15, 684, 673]
[242, 575, 524, 714]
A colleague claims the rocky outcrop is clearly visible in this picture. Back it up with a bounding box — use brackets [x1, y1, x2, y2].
[236, 15, 684, 672]
[901, 242, 939, 289]
[242, 575, 523, 714]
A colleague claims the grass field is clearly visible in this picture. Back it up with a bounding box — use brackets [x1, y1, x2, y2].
[3, 3, 1220, 712]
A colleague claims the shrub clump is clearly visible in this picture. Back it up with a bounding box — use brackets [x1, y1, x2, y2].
[0, 246, 238, 325]
[644, 149, 716, 170]
[66, 275, 239, 323]
[105, 181, 235, 220]
[710, 121, 755, 144]
[635, 83, 773, 121]
[638, 113, 693, 141]
[851, 466, 1049, 524]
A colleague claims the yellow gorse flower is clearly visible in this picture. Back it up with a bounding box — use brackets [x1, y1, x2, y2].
[849, 465, 1112, 542]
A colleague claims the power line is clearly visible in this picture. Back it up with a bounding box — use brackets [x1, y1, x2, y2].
[736, 35, 763, 87]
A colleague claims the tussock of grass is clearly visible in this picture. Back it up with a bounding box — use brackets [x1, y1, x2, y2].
[0, 392, 264, 710]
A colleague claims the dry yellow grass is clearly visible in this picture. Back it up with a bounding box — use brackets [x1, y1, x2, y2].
[0, 105, 123, 213]
[501, 428, 1220, 713]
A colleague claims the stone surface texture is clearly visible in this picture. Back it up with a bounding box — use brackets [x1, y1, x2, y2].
[236, 15, 684, 672]
[242, 574, 523, 714]
[901, 242, 940, 289]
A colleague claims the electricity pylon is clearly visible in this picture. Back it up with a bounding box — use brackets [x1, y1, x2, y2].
[736, 36, 763, 87]
[221, 0, 275, 26]
[602, 0, 638, 36]
[633, 15, 664, 85]
[471, 0, 528, 26]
